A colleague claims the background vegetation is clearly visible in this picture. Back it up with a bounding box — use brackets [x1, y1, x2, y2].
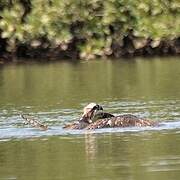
[0, 0, 179, 60]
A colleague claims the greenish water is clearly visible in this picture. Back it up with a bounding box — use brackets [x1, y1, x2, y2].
[0, 57, 180, 180]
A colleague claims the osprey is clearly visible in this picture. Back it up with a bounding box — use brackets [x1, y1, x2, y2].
[63, 103, 157, 130]
[63, 103, 108, 129]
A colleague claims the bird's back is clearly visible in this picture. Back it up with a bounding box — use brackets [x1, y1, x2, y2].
[86, 114, 157, 130]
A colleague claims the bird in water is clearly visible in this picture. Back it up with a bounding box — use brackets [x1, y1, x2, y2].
[63, 103, 157, 130]
[63, 103, 111, 129]
[21, 103, 157, 130]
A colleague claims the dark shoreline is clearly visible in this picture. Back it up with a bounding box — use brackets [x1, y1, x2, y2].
[0, 38, 180, 64]
[0, 37, 179, 62]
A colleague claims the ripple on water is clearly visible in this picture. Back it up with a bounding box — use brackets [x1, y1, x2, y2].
[1, 120, 180, 140]
[143, 155, 180, 172]
[0, 100, 180, 140]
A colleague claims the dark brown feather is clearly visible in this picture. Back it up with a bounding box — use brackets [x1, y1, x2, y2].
[86, 114, 157, 130]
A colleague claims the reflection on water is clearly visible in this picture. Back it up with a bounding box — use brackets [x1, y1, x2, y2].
[84, 133, 97, 161]
[0, 57, 180, 110]
[1, 132, 180, 180]
[0, 57, 180, 179]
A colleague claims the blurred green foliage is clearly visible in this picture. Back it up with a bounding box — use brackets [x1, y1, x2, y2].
[0, 0, 179, 59]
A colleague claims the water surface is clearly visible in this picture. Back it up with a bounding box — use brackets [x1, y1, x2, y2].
[0, 57, 180, 179]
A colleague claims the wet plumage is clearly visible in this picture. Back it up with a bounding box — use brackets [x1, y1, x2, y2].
[86, 114, 157, 130]
[63, 103, 157, 130]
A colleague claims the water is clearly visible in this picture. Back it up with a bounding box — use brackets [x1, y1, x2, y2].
[0, 57, 180, 179]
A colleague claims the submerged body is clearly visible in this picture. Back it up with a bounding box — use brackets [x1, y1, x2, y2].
[85, 114, 157, 130]
[63, 121, 89, 130]
[63, 103, 157, 130]
[63, 111, 157, 130]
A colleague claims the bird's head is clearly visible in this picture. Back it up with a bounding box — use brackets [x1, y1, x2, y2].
[80, 103, 103, 123]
